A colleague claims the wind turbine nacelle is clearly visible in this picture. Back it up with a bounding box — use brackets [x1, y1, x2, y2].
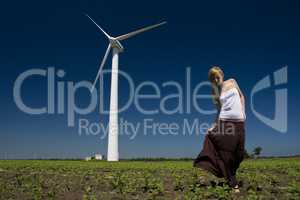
[109, 39, 124, 52]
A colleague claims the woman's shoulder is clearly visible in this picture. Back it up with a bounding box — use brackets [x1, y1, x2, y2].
[225, 78, 237, 85]
[222, 78, 237, 91]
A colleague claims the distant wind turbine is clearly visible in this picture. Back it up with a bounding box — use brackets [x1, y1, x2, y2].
[85, 14, 166, 161]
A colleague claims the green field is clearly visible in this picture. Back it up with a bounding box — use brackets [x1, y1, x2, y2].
[0, 158, 299, 200]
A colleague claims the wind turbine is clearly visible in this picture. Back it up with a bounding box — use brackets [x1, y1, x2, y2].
[85, 14, 166, 161]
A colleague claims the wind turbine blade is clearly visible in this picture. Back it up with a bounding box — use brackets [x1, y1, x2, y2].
[116, 21, 167, 41]
[90, 44, 111, 92]
[85, 14, 111, 39]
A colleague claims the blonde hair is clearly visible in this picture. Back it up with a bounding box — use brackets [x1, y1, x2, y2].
[208, 66, 224, 82]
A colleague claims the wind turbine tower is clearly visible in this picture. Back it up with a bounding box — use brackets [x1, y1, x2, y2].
[85, 14, 166, 161]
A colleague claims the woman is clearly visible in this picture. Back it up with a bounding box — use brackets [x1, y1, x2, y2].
[194, 66, 246, 191]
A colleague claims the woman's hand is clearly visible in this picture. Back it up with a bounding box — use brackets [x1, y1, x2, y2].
[208, 123, 217, 133]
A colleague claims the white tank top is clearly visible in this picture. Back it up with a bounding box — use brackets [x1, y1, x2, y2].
[219, 87, 245, 120]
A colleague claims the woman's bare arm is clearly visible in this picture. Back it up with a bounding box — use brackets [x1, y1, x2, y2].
[230, 78, 245, 116]
[210, 85, 221, 130]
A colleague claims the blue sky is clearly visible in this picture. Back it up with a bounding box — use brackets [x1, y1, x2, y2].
[0, 0, 299, 159]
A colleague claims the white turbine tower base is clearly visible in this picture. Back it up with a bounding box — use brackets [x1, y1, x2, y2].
[107, 48, 119, 161]
[85, 14, 166, 161]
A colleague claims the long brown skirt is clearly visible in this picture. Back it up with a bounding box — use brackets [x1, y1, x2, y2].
[193, 120, 245, 185]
